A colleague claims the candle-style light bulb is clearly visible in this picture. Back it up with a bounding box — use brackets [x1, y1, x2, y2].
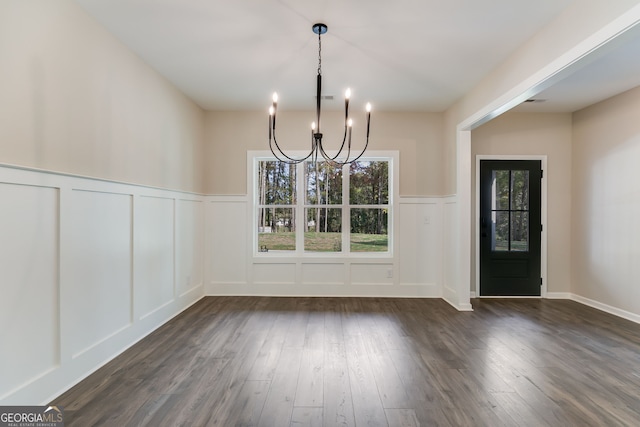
[365, 103, 371, 137]
[311, 122, 316, 130]
[347, 118, 353, 127]
[268, 106, 274, 140]
[344, 88, 352, 122]
[271, 94, 278, 130]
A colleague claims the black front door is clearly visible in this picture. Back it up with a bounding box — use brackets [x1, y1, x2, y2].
[479, 160, 542, 296]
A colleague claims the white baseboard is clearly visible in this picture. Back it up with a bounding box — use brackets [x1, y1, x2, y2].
[468, 291, 640, 325]
[205, 282, 441, 298]
[472, 291, 561, 299]
[443, 296, 474, 311]
[546, 292, 572, 299]
[570, 294, 640, 325]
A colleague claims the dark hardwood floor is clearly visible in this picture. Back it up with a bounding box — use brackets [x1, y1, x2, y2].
[53, 297, 640, 426]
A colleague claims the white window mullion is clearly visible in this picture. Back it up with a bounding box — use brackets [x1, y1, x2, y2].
[296, 162, 305, 254]
[342, 163, 350, 254]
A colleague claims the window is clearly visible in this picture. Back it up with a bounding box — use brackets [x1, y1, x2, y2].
[255, 155, 393, 256]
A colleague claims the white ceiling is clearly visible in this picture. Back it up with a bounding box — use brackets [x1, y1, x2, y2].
[73, 0, 640, 114]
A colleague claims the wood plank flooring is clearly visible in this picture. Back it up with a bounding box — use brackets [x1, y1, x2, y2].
[53, 297, 640, 426]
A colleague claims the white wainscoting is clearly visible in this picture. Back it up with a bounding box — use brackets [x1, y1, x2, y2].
[205, 195, 451, 297]
[134, 196, 175, 319]
[0, 165, 205, 405]
[0, 183, 60, 405]
[65, 189, 133, 359]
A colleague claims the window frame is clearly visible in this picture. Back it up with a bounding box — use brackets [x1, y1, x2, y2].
[250, 150, 398, 259]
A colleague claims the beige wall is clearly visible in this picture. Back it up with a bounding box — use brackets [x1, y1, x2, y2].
[572, 86, 640, 315]
[204, 110, 445, 196]
[0, 0, 205, 193]
[471, 112, 573, 294]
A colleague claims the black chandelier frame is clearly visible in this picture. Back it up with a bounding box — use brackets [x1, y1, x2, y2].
[268, 23, 372, 166]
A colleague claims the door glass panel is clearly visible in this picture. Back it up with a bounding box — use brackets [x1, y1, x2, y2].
[492, 170, 510, 210]
[511, 170, 529, 210]
[511, 212, 529, 251]
[492, 211, 509, 251]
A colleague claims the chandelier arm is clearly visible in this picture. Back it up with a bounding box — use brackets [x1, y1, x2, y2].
[339, 110, 372, 165]
[317, 120, 350, 161]
[269, 130, 315, 164]
[343, 130, 352, 164]
[268, 142, 303, 164]
[319, 125, 370, 166]
[336, 126, 353, 164]
[342, 132, 370, 165]
[324, 147, 352, 166]
[346, 110, 372, 164]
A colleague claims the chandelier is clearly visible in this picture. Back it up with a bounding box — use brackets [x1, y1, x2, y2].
[268, 23, 372, 165]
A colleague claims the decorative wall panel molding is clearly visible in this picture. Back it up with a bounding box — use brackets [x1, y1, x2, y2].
[0, 164, 205, 405]
[0, 183, 60, 402]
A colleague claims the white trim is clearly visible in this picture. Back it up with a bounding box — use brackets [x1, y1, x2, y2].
[0, 161, 204, 196]
[546, 292, 571, 299]
[455, 130, 472, 311]
[475, 295, 541, 299]
[443, 296, 474, 311]
[206, 284, 441, 298]
[400, 195, 456, 202]
[207, 195, 249, 202]
[475, 155, 548, 298]
[571, 294, 640, 325]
